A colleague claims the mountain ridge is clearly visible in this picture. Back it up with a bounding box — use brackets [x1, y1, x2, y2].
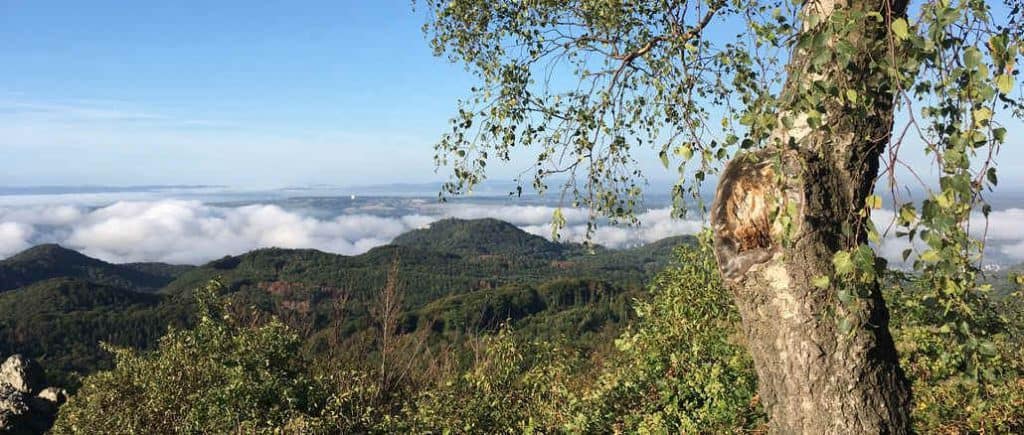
[0, 218, 695, 389]
[0, 244, 191, 293]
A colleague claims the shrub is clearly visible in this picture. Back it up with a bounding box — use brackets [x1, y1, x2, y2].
[570, 244, 764, 432]
[52, 281, 327, 434]
[888, 276, 1024, 433]
[402, 326, 580, 433]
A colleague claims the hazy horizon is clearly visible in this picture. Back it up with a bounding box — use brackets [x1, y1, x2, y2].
[1, 185, 1023, 271]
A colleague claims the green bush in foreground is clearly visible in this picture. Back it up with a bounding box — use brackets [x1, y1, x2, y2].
[398, 243, 762, 433]
[888, 275, 1024, 433]
[400, 327, 581, 433]
[568, 243, 764, 432]
[52, 281, 327, 434]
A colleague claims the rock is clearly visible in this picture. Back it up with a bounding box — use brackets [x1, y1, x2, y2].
[0, 357, 63, 434]
[36, 387, 67, 406]
[0, 355, 45, 394]
[0, 384, 32, 434]
[0, 384, 30, 416]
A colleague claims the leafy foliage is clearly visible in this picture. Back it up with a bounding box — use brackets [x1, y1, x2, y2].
[888, 272, 1024, 432]
[869, 0, 1024, 380]
[401, 327, 581, 433]
[420, 0, 1023, 428]
[0, 278, 186, 388]
[52, 281, 327, 434]
[570, 242, 763, 432]
[421, 0, 792, 227]
[41, 244, 1024, 432]
[393, 244, 761, 433]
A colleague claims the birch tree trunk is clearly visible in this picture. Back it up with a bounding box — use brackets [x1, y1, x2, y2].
[710, 0, 913, 432]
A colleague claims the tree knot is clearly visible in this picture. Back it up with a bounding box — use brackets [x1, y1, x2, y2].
[711, 150, 804, 282]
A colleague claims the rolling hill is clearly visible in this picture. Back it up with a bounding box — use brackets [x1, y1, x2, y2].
[0, 218, 693, 389]
[0, 244, 192, 293]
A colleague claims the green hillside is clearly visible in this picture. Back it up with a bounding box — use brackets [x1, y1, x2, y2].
[0, 219, 692, 389]
[0, 244, 192, 293]
[392, 218, 570, 258]
[0, 278, 188, 386]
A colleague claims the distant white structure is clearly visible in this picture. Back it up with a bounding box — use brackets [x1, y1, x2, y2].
[350, 194, 356, 200]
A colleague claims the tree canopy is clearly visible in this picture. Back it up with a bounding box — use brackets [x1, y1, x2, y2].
[421, 0, 1024, 431]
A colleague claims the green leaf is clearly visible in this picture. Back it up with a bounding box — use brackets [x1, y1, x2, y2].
[973, 107, 992, 126]
[868, 226, 881, 244]
[891, 18, 909, 40]
[833, 251, 854, 275]
[994, 127, 1007, 142]
[964, 47, 983, 68]
[812, 275, 831, 289]
[899, 204, 917, 225]
[979, 341, 997, 356]
[920, 249, 941, 263]
[659, 150, 669, 169]
[551, 208, 566, 241]
[996, 74, 1014, 94]
[674, 144, 694, 161]
[845, 89, 858, 104]
[865, 195, 882, 209]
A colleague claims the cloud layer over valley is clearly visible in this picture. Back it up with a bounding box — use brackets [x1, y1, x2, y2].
[0, 199, 705, 264]
[2, 196, 1024, 268]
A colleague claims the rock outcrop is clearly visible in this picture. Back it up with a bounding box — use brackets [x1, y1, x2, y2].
[0, 355, 65, 434]
[0, 356, 45, 395]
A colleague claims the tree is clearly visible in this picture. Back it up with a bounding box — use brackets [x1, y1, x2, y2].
[420, 0, 1022, 432]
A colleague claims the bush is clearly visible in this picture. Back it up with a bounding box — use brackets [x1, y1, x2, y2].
[888, 277, 1024, 433]
[570, 244, 764, 432]
[50, 246, 1024, 433]
[52, 281, 328, 434]
[402, 326, 580, 433]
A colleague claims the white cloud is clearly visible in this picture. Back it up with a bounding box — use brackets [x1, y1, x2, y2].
[870, 207, 1024, 267]
[0, 199, 706, 264]
[0, 222, 34, 258]
[445, 205, 590, 226]
[2, 197, 1024, 267]
[55, 200, 442, 264]
[518, 207, 704, 248]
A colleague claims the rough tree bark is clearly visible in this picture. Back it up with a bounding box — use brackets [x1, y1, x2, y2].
[710, 0, 912, 432]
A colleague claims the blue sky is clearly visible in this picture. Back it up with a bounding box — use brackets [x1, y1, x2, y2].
[1, 1, 1022, 191]
[0, 1, 486, 187]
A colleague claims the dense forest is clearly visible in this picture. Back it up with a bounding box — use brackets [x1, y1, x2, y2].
[45, 241, 1024, 433]
[0, 218, 689, 389]
[1, 218, 1022, 432]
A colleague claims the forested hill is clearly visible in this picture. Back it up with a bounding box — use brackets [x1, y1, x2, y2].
[391, 218, 570, 258]
[0, 218, 694, 389]
[0, 244, 193, 293]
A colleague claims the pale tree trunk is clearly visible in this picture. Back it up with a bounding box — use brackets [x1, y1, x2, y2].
[710, 0, 912, 432]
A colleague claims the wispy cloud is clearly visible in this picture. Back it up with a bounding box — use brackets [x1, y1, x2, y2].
[0, 97, 225, 126]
